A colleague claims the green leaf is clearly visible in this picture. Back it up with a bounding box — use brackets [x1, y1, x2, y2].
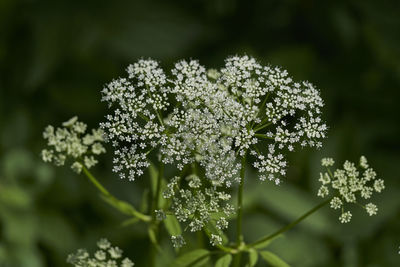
[170, 249, 210, 267]
[205, 220, 228, 245]
[259, 251, 290, 267]
[215, 254, 232, 267]
[0, 185, 31, 209]
[164, 214, 181, 236]
[244, 172, 331, 234]
[246, 249, 258, 267]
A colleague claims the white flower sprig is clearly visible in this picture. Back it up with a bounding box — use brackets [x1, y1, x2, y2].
[101, 56, 326, 185]
[67, 238, 134, 267]
[98, 56, 327, 247]
[41, 116, 106, 173]
[100, 60, 169, 181]
[163, 174, 234, 245]
[317, 156, 385, 223]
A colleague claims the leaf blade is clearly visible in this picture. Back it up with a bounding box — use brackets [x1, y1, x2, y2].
[215, 254, 232, 267]
[259, 251, 290, 267]
[246, 249, 258, 267]
[170, 249, 211, 267]
[164, 214, 182, 236]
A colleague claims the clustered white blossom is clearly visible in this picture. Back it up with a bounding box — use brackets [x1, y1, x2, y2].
[101, 56, 326, 185]
[100, 60, 170, 181]
[171, 235, 186, 248]
[67, 238, 134, 267]
[96, 56, 326, 246]
[41, 116, 106, 173]
[317, 156, 385, 223]
[163, 174, 234, 246]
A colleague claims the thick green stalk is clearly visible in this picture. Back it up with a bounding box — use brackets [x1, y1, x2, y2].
[254, 133, 274, 140]
[149, 161, 164, 267]
[233, 155, 247, 267]
[82, 165, 151, 222]
[82, 165, 110, 196]
[247, 197, 332, 248]
[151, 161, 164, 219]
[236, 155, 246, 245]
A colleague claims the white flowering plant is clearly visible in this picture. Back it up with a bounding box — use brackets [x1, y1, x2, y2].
[41, 56, 385, 267]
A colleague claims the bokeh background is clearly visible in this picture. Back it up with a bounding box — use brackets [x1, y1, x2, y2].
[1, 0, 399, 266]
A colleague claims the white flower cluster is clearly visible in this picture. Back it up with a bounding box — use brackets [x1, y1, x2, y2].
[101, 56, 326, 185]
[317, 156, 385, 223]
[67, 238, 134, 267]
[171, 235, 186, 248]
[100, 60, 169, 180]
[41, 116, 106, 173]
[163, 174, 234, 245]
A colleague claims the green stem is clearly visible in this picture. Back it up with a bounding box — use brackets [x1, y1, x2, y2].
[248, 197, 332, 248]
[250, 93, 270, 129]
[254, 122, 272, 132]
[254, 133, 274, 140]
[236, 155, 246, 245]
[233, 154, 247, 267]
[82, 165, 110, 196]
[151, 161, 164, 218]
[149, 161, 164, 267]
[81, 165, 151, 222]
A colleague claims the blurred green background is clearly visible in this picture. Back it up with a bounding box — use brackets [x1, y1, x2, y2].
[1, 0, 399, 266]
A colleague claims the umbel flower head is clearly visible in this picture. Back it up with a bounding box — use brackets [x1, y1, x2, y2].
[41, 116, 106, 173]
[67, 238, 134, 267]
[317, 156, 385, 223]
[101, 56, 326, 185]
[163, 174, 234, 246]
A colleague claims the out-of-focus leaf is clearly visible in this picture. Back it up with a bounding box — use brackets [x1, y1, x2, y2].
[164, 214, 181, 236]
[36, 212, 76, 253]
[245, 171, 332, 234]
[215, 254, 232, 267]
[169, 249, 210, 267]
[266, 231, 329, 267]
[259, 251, 290, 267]
[1, 210, 36, 246]
[246, 249, 258, 267]
[2, 149, 33, 180]
[0, 185, 31, 208]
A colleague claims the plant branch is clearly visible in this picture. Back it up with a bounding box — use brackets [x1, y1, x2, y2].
[247, 197, 332, 248]
[236, 155, 247, 246]
[254, 122, 272, 132]
[233, 154, 247, 267]
[81, 165, 151, 222]
[149, 160, 165, 267]
[151, 161, 164, 219]
[254, 133, 274, 140]
[82, 165, 110, 196]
